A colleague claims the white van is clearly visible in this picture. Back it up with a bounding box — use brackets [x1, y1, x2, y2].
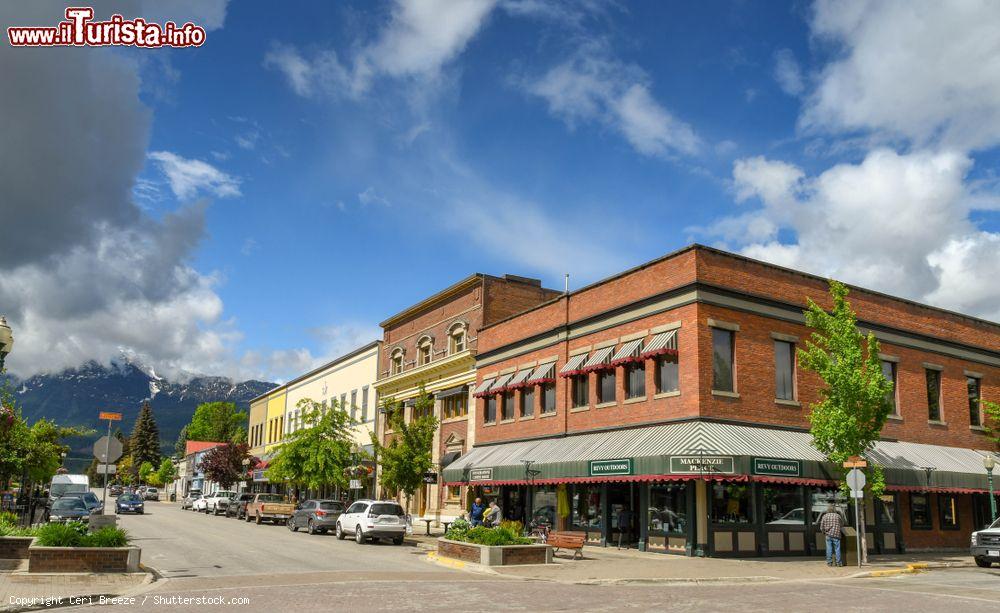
[49, 474, 89, 504]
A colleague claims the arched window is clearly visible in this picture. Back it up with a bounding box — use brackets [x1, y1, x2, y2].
[390, 348, 404, 375]
[417, 335, 434, 366]
[447, 321, 468, 355]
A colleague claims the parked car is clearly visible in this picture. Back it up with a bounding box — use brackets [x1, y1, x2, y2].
[226, 493, 256, 519]
[203, 490, 237, 515]
[335, 500, 406, 545]
[181, 492, 202, 510]
[116, 493, 145, 514]
[49, 497, 91, 523]
[971, 516, 1000, 568]
[192, 496, 209, 513]
[109, 484, 124, 496]
[48, 474, 89, 506]
[143, 487, 159, 501]
[287, 499, 345, 535]
[60, 491, 104, 515]
[245, 493, 295, 525]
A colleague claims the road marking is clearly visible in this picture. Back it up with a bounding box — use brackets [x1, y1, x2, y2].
[813, 579, 1000, 604]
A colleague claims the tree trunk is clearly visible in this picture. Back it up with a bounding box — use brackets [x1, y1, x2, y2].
[858, 498, 869, 565]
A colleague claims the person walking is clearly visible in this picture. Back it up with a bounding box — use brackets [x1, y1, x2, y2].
[470, 497, 486, 527]
[816, 504, 845, 566]
[486, 500, 503, 527]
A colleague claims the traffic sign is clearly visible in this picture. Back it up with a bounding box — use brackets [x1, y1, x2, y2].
[99, 411, 122, 421]
[846, 468, 866, 493]
[349, 479, 362, 490]
[93, 435, 123, 463]
[97, 464, 117, 475]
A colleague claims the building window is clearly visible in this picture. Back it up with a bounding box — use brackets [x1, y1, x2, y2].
[624, 362, 645, 399]
[484, 396, 496, 424]
[413, 395, 434, 420]
[656, 355, 678, 394]
[520, 386, 535, 418]
[881, 360, 898, 415]
[350, 390, 358, 421]
[648, 483, 687, 535]
[571, 374, 589, 408]
[597, 370, 616, 404]
[761, 485, 805, 524]
[541, 382, 556, 414]
[925, 368, 942, 421]
[501, 391, 515, 421]
[340, 394, 347, 415]
[447, 485, 461, 501]
[361, 386, 369, 421]
[418, 339, 432, 365]
[774, 340, 795, 401]
[570, 484, 602, 531]
[442, 394, 467, 419]
[909, 493, 932, 529]
[710, 483, 752, 524]
[712, 328, 735, 393]
[968, 376, 982, 427]
[391, 351, 403, 375]
[449, 330, 466, 354]
[938, 494, 960, 530]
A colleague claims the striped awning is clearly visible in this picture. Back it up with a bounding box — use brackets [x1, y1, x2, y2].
[472, 378, 495, 397]
[558, 353, 588, 377]
[508, 368, 534, 388]
[527, 361, 556, 383]
[611, 339, 645, 364]
[489, 373, 513, 392]
[582, 346, 615, 371]
[642, 329, 678, 357]
[435, 385, 467, 399]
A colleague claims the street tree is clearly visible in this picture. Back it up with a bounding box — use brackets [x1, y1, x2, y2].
[984, 400, 1000, 450]
[184, 402, 248, 445]
[265, 398, 355, 492]
[138, 461, 155, 484]
[155, 458, 177, 487]
[129, 401, 161, 469]
[798, 280, 894, 564]
[370, 388, 437, 512]
[200, 442, 253, 490]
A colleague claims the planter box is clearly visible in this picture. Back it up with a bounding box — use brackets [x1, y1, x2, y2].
[0, 536, 35, 559]
[437, 538, 552, 566]
[28, 545, 141, 573]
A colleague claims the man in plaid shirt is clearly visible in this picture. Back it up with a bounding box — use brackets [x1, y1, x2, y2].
[817, 504, 845, 566]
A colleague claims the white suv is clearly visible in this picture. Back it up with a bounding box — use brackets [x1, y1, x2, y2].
[335, 500, 407, 545]
[203, 490, 236, 515]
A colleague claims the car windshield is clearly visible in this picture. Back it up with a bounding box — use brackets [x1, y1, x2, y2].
[53, 498, 86, 511]
[991, 517, 1000, 529]
[50, 484, 86, 497]
[319, 502, 344, 511]
[259, 494, 284, 502]
[370, 503, 404, 516]
[119, 494, 141, 502]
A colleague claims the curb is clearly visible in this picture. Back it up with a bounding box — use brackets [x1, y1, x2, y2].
[853, 561, 973, 578]
[1, 570, 157, 613]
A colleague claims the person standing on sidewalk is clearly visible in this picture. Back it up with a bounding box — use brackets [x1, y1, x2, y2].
[470, 497, 486, 527]
[816, 504, 845, 566]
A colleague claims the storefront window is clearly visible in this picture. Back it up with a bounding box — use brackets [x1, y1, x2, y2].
[878, 495, 897, 525]
[938, 494, 960, 530]
[570, 484, 603, 531]
[811, 489, 850, 525]
[762, 485, 805, 525]
[648, 483, 687, 534]
[710, 483, 752, 524]
[531, 487, 557, 527]
[910, 493, 932, 529]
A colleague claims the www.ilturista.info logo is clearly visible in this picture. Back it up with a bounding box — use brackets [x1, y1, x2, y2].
[7, 7, 206, 48]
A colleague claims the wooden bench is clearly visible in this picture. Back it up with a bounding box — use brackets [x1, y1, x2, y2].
[547, 532, 586, 560]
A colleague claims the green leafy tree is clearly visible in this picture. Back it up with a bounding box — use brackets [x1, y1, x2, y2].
[983, 400, 1000, 450]
[266, 399, 356, 491]
[155, 458, 177, 487]
[129, 402, 161, 470]
[184, 402, 248, 445]
[371, 388, 438, 512]
[798, 280, 893, 564]
[138, 461, 154, 484]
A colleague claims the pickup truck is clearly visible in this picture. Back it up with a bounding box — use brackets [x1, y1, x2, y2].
[245, 493, 295, 525]
[971, 516, 1000, 568]
[203, 490, 237, 515]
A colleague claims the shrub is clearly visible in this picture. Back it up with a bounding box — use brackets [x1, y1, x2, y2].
[85, 527, 130, 548]
[35, 522, 86, 547]
[0, 523, 38, 537]
[0, 511, 18, 526]
[499, 520, 523, 536]
[450, 525, 532, 546]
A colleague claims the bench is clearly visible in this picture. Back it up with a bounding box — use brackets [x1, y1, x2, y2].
[547, 532, 586, 560]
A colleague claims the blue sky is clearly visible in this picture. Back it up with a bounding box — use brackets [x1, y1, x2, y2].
[3, 1, 999, 382]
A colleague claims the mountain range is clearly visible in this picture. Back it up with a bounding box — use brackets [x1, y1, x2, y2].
[2, 359, 274, 473]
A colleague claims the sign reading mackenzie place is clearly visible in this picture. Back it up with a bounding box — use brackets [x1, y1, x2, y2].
[751, 457, 801, 477]
[669, 456, 735, 474]
[589, 458, 633, 476]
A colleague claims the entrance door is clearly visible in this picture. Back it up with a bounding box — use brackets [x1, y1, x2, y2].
[874, 494, 902, 553]
[607, 483, 640, 549]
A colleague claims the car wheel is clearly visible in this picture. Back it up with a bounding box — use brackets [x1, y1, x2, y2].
[355, 526, 365, 544]
[336, 523, 345, 540]
[213, 507, 220, 516]
[975, 557, 992, 568]
[255, 513, 261, 525]
[287, 517, 297, 532]
[393, 536, 403, 546]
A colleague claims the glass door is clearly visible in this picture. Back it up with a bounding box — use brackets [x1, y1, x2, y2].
[608, 483, 640, 549]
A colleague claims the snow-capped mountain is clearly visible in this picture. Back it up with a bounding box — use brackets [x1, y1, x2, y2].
[2, 360, 275, 471]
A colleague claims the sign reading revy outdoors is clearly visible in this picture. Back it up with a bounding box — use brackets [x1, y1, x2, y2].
[469, 468, 493, 482]
[751, 457, 801, 477]
[589, 458, 634, 477]
[669, 456, 735, 474]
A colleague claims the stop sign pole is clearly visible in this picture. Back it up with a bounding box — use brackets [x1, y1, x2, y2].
[97, 411, 122, 512]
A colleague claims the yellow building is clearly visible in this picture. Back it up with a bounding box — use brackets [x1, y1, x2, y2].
[247, 396, 268, 459]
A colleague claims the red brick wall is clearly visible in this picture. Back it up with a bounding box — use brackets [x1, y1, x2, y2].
[28, 547, 133, 573]
[0, 536, 33, 559]
[898, 492, 974, 550]
[483, 277, 562, 327]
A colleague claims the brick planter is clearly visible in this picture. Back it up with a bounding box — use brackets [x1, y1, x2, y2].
[437, 538, 552, 566]
[28, 545, 141, 573]
[0, 536, 35, 559]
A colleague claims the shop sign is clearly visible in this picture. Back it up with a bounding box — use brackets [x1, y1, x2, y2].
[422, 472, 438, 484]
[469, 468, 493, 482]
[589, 458, 634, 477]
[669, 455, 735, 474]
[751, 457, 801, 477]
[252, 469, 267, 482]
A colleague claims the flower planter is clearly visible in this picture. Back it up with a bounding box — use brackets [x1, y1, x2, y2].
[28, 545, 141, 573]
[0, 536, 35, 559]
[437, 538, 552, 566]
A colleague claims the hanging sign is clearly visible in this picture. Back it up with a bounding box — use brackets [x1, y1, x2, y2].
[469, 468, 493, 482]
[589, 458, 634, 477]
[422, 472, 438, 484]
[669, 456, 735, 474]
[99, 411, 122, 421]
[751, 457, 801, 477]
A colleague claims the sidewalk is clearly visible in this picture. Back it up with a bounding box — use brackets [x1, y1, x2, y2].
[0, 560, 154, 612]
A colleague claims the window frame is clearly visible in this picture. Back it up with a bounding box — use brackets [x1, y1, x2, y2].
[501, 391, 515, 421]
[541, 382, 556, 414]
[711, 328, 736, 393]
[597, 369, 616, 404]
[967, 375, 982, 427]
[571, 374, 589, 408]
[938, 494, 960, 530]
[881, 360, 899, 416]
[655, 354, 679, 394]
[624, 362, 645, 399]
[520, 386, 535, 418]
[484, 396, 497, 424]
[909, 493, 933, 530]
[773, 340, 796, 401]
[390, 350, 404, 375]
[925, 368, 942, 422]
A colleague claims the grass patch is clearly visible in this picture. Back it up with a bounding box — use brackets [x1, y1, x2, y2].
[34, 522, 130, 547]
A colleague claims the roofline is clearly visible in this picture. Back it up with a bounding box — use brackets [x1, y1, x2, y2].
[379, 274, 484, 328]
[248, 340, 382, 403]
[480, 243, 1000, 334]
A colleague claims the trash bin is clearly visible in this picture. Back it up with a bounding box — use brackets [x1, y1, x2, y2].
[842, 527, 859, 566]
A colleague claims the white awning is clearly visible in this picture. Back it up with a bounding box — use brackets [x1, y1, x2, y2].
[472, 378, 495, 396]
[489, 373, 513, 392]
[558, 353, 588, 375]
[583, 346, 614, 370]
[508, 368, 533, 387]
[642, 330, 678, 356]
[611, 339, 644, 363]
[527, 361, 556, 383]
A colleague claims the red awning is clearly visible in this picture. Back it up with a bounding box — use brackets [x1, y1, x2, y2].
[886, 484, 996, 495]
[443, 474, 755, 487]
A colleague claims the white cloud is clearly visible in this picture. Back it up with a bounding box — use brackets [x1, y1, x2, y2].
[524, 46, 701, 157]
[358, 187, 390, 207]
[803, 0, 1000, 150]
[773, 48, 804, 96]
[148, 151, 241, 200]
[700, 149, 1000, 321]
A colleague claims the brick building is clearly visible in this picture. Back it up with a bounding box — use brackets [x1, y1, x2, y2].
[374, 273, 561, 523]
[444, 245, 1000, 557]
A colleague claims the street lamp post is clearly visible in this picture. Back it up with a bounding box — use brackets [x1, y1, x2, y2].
[984, 455, 997, 523]
[0, 316, 13, 372]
